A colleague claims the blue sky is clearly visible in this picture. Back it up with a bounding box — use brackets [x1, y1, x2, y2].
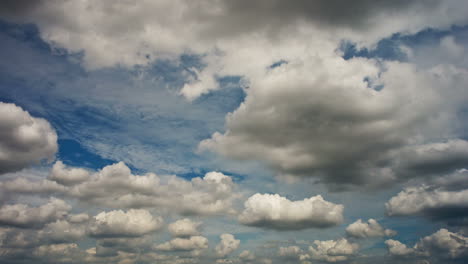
[1, 1, 468, 264]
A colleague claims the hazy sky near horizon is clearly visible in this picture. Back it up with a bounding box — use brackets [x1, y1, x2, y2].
[1, 1, 468, 264]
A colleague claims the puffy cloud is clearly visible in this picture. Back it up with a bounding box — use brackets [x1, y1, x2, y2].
[0, 198, 70, 228]
[38, 219, 87, 243]
[278, 246, 303, 259]
[239, 193, 343, 230]
[48, 161, 90, 186]
[386, 229, 468, 260]
[155, 236, 208, 251]
[200, 55, 468, 189]
[68, 162, 238, 215]
[385, 239, 416, 256]
[308, 238, 359, 262]
[89, 209, 163, 238]
[168, 218, 202, 237]
[346, 219, 396, 238]
[215, 233, 240, 257]
[0, 177, 66, 195]
[386, 170, 468, 223]
[239, 250, 255, 261]
[0, 102, 57, 174]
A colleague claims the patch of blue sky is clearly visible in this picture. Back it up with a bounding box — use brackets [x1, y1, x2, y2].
[0, 20, 245, 176]
[341, 25, 468, 62]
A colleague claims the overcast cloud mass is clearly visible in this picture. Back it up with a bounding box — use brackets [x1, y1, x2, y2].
[0, 1, 468, 263]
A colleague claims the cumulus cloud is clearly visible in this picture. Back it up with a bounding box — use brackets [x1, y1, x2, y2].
[308, 238, 359, 262]
[278, 246, 303, 258]
[200, 54, 468, 189]
[386, 170, 468, 223]
[48, 161, 90, 186]
[0, 102, 57, 174]
[346, 219, 396, 238]
[0, 198, 70, 228]
[155, 236, 208, 251]
[66, 162, 238, 215]
[38, 219, 87, 243]
[88, 209, 163, 238]
[238, 193, 343, 230]
[386, 229, 468, 261]
[168, 218, 202, 237]
[215, 233, 240, 257]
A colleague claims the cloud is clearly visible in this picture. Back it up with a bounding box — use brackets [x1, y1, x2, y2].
[38, 219, 87, 243]
[215, 233, 240, 257]
[155, 236, 208, 251]
[238, 193, 343, 230]
[386, 229, 468, 261]
[386, 170, 468, 223]
[67, 162, 238, 215]
[168, 218, 202, 238]
[239, 250, 255, 261]
[278, 245, 303, 258]
[0, 102, 57, 174]
[0, 198, 70, 228]
[48, 161, 90, 186]
[200, 54, 468, 189]
[88, 209, 163, 238]
[346, 219, 396, 238]
[308, 238, 359, 262]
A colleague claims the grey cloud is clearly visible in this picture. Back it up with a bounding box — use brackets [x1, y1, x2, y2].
[0, 102, 57, 174]
[386, 229, 468, 262]
[386, 170, 468, 223]
[239, 193, 343, 230]
[0, 198, 70, 228]
[201, 55, 468, 189]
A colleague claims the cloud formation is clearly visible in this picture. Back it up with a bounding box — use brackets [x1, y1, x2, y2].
[308, 238, 359, 262]
[0, 102, 57, 174]
[239, 193, 343, 230]
[0, 198, 70, 228]
[386, 229, 468, 261]
[346, 219, 396, 238]
[88, 209, 163, 238]
[168, 218, 202, 238]
[215, 233, 240, 257]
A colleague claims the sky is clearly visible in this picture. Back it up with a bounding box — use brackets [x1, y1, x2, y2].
[0, 1, 468, 264]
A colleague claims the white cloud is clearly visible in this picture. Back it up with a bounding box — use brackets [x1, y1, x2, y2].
[308, 238, 359, 262]
[386, 182, 468, 220]
[38, 219, 87, 243]
[278, 245, 303, 258]
[155, 236, 208, 251]
[385, 239, 416, 256]
[386, 229, 468, 260]
[238, 193, 343, 230]
[48, 161, 90, 186]
[67, 162, 238, 215]
[346, 219, 396, 238]
[168, 218, 202, 238]
[89, 209, 163, 238]
[215, 233, 240, 257]
[239, 250, 255, 261]
[0, 102, 57, 174]
[0, 198, 70, 228]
